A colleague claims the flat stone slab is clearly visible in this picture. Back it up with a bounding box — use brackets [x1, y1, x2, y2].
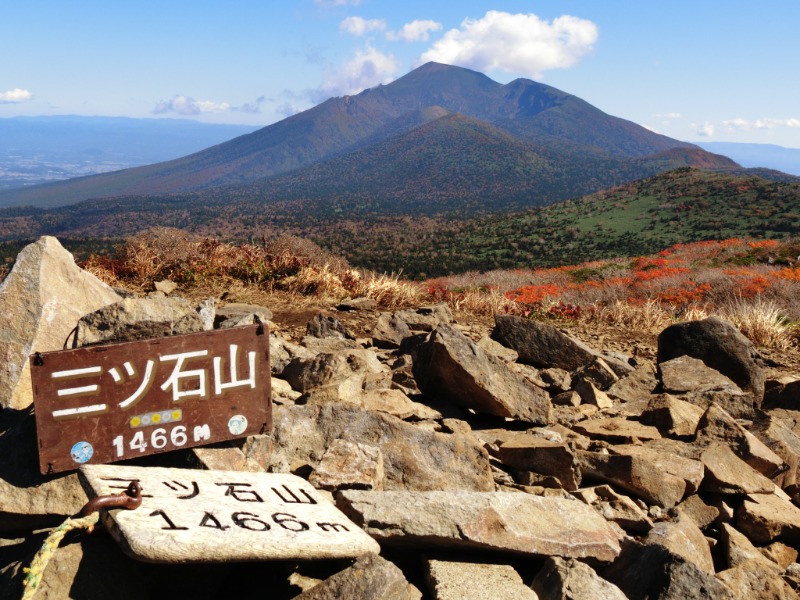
[79, 465, 379, 563]
[336, 490, 621, 562]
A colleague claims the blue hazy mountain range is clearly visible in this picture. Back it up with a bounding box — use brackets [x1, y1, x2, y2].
[695, 142, 800, 176]
[0, 115, 258, 190]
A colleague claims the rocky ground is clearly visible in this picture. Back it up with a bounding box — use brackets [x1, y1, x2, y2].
[3, 237, 800, 599]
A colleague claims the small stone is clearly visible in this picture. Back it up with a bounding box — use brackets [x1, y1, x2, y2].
[574, 379, 614, 409]
[154, 279, 178, 295]
[552, 391, 582, 407]
[192, 446, 264, 472]
[335, 297, 377, 311]
[574, 357, 619, 390]
[263, 404, 495, 492]
[491, 315, 597, 371]
[214, 302, 272, 327]
[306, 313, 355, 340]
[360, 388, 442, 420]
[572, 485, 654, 533]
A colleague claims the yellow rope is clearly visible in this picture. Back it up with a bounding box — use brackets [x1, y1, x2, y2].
[21, 512, 100, 599]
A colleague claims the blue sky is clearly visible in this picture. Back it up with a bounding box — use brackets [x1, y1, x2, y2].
[2, 1, 799, 148]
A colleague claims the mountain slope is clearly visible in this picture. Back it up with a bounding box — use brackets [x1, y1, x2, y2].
[0, 62, 701, 209]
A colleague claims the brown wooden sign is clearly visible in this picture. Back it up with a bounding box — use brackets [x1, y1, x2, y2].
[31, 325, 271, 474]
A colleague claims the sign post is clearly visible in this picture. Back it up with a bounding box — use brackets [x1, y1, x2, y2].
[31, 324, 271, 474]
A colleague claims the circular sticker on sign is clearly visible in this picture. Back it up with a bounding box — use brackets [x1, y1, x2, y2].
[70, 441, 94, 464]
[228, 415, 248, 435]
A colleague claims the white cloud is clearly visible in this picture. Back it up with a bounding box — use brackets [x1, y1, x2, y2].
[0, 88, 33, 104]
[723, 117, 800, 130]
[653, 112, 682, 119]
[387, 19, 443, 43]
[340, 16, 387, 36]
[695, 122, 715, 137]
[418, 11, 598, 78]
[318, 43, 398, 97]
[153, 95, 231, 116]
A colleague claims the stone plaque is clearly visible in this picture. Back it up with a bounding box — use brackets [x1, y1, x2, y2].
[31, 325, 271, 474]
[79, 465, 380, 563]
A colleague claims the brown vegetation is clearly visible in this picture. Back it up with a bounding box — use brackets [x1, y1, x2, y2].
[73, 229, 800, 354]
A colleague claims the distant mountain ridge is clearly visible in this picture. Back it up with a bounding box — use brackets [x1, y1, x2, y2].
[0, 62, 717, 209]
[0, 116, 258, 191]
[695, 141, 800, 176]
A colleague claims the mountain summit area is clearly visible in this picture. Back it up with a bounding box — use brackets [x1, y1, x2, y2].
[0, 62, 739, 212]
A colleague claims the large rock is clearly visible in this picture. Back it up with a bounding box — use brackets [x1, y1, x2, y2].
[337, 490, 622, 562]
[737, 493, 800, 544]
[75, 295, 205, 346]
[715, 559, 799, 600]
[395, 303, 453, 331]
[0, 236, 122, 409]
[495, 437, 580, 491]
[492, 315, 596, 371]
[700, 443, 776, 495]
[578, 444, 703, 508]
[645, 511, 715, 574]
[719, 522, 780, 570]
[532, 556, 627, 600]
[641, 394, 705, 437]
[305, 313, 355, 340]
[695, 404, 785, 478]
[658, 355, 756, 418]
[657, 316, 765, 405]
[0, 410, 87, 532]
[0, 534, 147, 600]
[424, 558, 536, 600]
[282, 351, 379, 393]
[413, 324, 551, 424]
[371, 312, 413, 349]
[602, 541, 736, 600]
[260, 404, 495, 491]
[294, 553, 422, 600]
[308, 439, 384, 491]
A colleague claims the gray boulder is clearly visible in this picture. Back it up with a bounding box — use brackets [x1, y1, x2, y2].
[75, 296, 205, 346]
[259, 404, 495, 492]
[0, 236, 121, 409]
[657, 316, 765, 406]
[413, 323, 551, 424]
[491, 315, 596, 371]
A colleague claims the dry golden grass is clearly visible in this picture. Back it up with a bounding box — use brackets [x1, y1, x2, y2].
[589, 298, 672, 334]
[449, 288, 520, 316]
[717, 298, 794, 350]
[350, 271, 424, 309]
